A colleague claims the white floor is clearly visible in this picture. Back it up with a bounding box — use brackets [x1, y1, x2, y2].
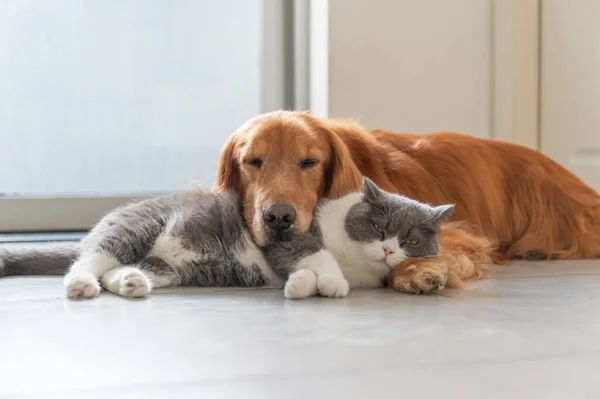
[2, 260, 600, 399]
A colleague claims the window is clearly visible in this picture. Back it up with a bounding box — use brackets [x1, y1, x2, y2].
[0, 0, 299, 231]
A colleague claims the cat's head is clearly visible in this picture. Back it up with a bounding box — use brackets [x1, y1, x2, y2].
[345, 177, 454, 268]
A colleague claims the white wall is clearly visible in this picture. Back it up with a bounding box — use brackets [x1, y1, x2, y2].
[540, 0, 600, 191]
[318, 0, 492, 138]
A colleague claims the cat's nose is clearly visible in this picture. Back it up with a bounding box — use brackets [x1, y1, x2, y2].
[383, 247, 394, 257]
[262, 203, 296, 231]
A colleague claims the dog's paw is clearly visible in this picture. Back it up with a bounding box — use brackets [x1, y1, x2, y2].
[118, 269, 151, 298]
[389, 258, 448, 295]
[317, 274, 350, 298]
[284, 269, 318, 299]
[64, 272, 100, 299]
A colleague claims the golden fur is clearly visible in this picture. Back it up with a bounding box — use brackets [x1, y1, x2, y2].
[214, 111, 600, 293]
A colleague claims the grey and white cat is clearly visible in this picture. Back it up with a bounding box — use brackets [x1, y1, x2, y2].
[265, 178, 452, 298]
[0, 178, 452, 299]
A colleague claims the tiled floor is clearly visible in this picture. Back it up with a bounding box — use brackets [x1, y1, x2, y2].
[2, 260, 600, 398]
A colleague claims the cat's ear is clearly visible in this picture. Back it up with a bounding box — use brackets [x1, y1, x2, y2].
[362, 177, 383, 202]
[432, 204, 454, 226]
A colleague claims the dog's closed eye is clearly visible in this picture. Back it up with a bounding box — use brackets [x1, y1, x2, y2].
[244, 157, 263, 168]
[299, 158, 319, 169]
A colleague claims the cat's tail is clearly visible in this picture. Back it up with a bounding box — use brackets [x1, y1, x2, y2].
[0, 243, 80, 277]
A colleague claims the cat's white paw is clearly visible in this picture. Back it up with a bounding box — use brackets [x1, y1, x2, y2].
[118, 270, 151, 298]
[64, 272, 100, 299]
[284, 269, 318, 299]
[317, 274, 350, 298]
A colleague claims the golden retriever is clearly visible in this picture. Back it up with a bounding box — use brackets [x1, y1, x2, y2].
[214, 111, 600, 293]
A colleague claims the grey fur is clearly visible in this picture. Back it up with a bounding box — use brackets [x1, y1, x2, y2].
[345, 177, 453, 257]
[0, 242, 79, 276]
[263, 223, 324, 276]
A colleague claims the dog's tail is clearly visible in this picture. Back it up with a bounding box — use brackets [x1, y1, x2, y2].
[0, 243, 80, 277]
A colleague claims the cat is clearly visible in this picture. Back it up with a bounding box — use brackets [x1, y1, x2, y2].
[264, 177, 453, 298]
[0, 178, 452, 299]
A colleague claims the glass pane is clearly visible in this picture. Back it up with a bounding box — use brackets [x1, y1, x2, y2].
[0, 0, 262, 196]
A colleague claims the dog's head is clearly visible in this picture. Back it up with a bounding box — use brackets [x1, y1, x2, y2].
[214, 111, 362, 246]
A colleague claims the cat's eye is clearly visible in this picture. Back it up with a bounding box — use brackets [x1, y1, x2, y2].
[404, 240, 419, 246]
[372, 223, 384, 234]
[299, 158, 319, 169]
[244, 157, 263, 168]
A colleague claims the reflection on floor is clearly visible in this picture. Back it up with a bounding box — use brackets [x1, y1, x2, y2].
[1, 260, 600, 398]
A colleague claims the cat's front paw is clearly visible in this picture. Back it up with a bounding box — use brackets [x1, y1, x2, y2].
[64, 272, 100, 299]
[284, 269, 318, 299]
[389, 258, 448, 295]
[317, 274, 350, 298]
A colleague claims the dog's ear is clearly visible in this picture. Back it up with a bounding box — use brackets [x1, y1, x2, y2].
[322, 127, 363, 198]
[214, 135, 241, 193]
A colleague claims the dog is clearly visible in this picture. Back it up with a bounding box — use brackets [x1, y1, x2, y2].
[214, 110, 600, 294]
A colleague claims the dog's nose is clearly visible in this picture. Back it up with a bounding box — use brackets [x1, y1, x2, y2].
[262, 204, 296, 231]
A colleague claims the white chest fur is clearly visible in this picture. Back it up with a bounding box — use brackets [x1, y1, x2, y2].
[316, 194, 390, 288]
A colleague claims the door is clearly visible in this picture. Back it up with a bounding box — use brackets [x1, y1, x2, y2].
[0, 0, 295, 232]
[540, 0, 600, 191]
